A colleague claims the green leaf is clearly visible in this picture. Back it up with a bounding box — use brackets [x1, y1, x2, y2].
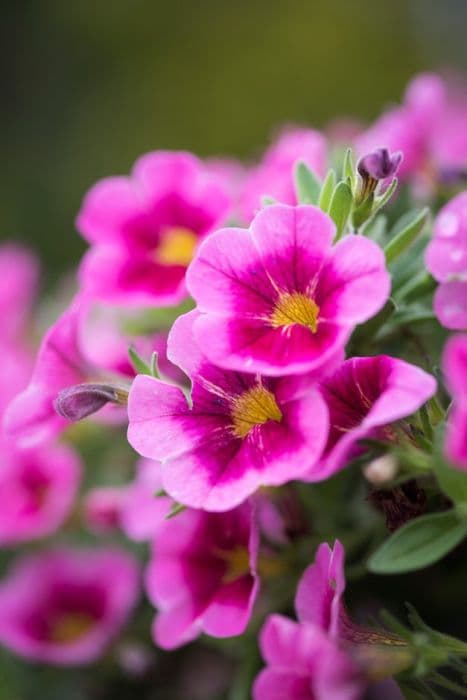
[317, 169, 336, 212]
[329, 181, 353, 240]
[395, 271, 437, 304]
[368, 510, 467, 574]
[128, 346, 151, 375]
[361, 214, 387, 243]
[384, 208, 429, 264]
[294, 161, 321, 205]
[165, 502, 187, 519]
[342, 148, 355, 187]
[374, 177, 398, 211]
[351, 193, 374, 229]
[150, 351, 160, 378]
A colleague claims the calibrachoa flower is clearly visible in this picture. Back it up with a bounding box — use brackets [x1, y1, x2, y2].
[76, 151, 231, 306]
[425, 191, 467, 330]
[0, 243, 39, 344]
[82, 486, 126, 535]
[127, 310, 329, 511]
[186, 204, 390, 376]
[253, 541, 408, 700]
[0, 440, 81, 544]
[308, 356, 436, 481]
[3, 296, 164, 446]
[442, 334, 467, 470]
[120, 458, 171, 542]
[0, 548, 139, 665]
[240, 128, 327, 222]
[145, 502, 259, 649]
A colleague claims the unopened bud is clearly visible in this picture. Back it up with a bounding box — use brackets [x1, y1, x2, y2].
[54, 383, 129, 422]
[363, 455, 398, 486]
[358, 148, 403, 182]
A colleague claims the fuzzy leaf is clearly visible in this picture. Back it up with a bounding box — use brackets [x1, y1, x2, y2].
[368, 510, 467, 574]
[318, 169, 336, 212]
[384, 208, 429, 264]
[329, 181, 353, 240]
[294, 161, 321, 205]
[128, 346, 151, 375]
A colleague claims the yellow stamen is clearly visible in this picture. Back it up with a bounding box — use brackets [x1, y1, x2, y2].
[50, 613, 95, 644]
[155, 227, 198, 266]
[231, 385, 282, 439]
[214, 545, 251, 583]
[271, 292, 319, 332]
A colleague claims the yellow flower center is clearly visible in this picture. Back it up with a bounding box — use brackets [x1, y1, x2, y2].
[155, 227, 198, 266]
[214, 545, 251, 583]
[50, 612, 95, 644]
[231, 385, 282, 439]
[271, 292, 320, 332]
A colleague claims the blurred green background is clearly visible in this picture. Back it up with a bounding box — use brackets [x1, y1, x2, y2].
[2, 0, 467, 283]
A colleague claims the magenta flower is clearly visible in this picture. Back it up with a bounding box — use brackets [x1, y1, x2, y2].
[442, 334, 467, 469]
[309, 356, 436, 480]
[0, 243, 39, 344]
[0, 441, 81, 544]
[82, 487, 126, 535]
[240, 128, 327, 222]
[3, 296, 167, 446]
[254, 541, 407, 700]
[425, 192, 467, 330]
[186, 204, 390, 376]
[145, 502, 259, 649]
[76, 151, 231, 306]
[127, 310, 329, 511]
[120, 458, 171, 542]
[0, 548, 139, 665]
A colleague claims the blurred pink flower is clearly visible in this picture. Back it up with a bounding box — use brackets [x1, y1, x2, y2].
[309, 356, 436, 480]
[0, 548, 139, 665]
[425, 191, 467, 330]
[254, 541, 406, 700]
[442, 334, 467, 470]
[240, 128, 327, 222]
[186, 204, 390, 376]
[127, 310, 329, 511]
[76, 151, 231, 306]
[82, 486, 126, 535]
[120, 458, 171, 542]
[0, 243, 39, 344]
[145, 502, 259, 649]
[0, 440, 81, 544]
[3, 296, 176, 446]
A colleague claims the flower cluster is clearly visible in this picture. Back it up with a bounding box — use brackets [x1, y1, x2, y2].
[1, 72, 467, 700]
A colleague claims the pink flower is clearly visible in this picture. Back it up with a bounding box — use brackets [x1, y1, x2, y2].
[3, 296, 169, 447]
[425, 192, 467, 330]
[82, 487, 126, 535]
[0, 440, 81, 544]
[240, 128, 327, 222]
[0, 243, 39, 344]
[442, 334, 467, 469]
[120, 458, 171, 541]
[145, 502, 259, 649]
[309, 356, 436, 481]
[76, 151, 231, 306]
[254, 615, 363, 700]
[127, 310, 329, 511]
[253, 541, 407, 700]
[186, 204, 390, 376]
[0, 547, 139, 665]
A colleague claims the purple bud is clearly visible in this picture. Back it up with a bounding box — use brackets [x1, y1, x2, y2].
[54, 383, 128, 422]
[357, 147, 403, 181]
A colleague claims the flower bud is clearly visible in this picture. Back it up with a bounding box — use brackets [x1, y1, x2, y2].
[357, 148, 403, 182]
[364, 455, 398, 486]
[54, 383, 128, 422]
